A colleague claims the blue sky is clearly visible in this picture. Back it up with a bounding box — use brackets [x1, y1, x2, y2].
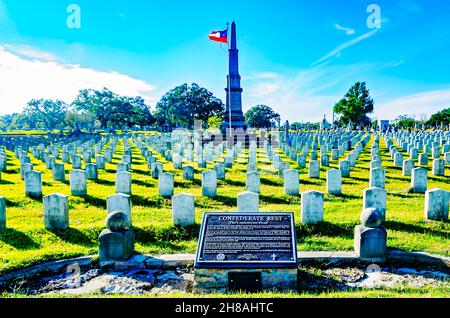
[0, 0, 449, 122]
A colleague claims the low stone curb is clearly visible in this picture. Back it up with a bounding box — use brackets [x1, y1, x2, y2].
[1, 250, 448, 288]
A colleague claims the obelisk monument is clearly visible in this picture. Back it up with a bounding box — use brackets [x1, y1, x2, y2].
[221, 21, 247, 135]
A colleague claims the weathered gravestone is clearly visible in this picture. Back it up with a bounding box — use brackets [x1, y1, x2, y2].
[172, 193, 195, 227]
[432, 159, 445, 176]
[116, 171, 132, 195]
[326, 169, 342, 195]
[246, 171, 260, 194]
[411, 167, 428, 193]
[194, 212, 298, 293]
[214, 164, 226, 180]
[0, 196, 5, 229]
[70, 170, 87, 197]
[354, 208, 387, 262]
[370, 167, 385, 189]
[85, 163, 98, 180]
[301, 190, 324, 225]
[43, 193, 69, 230]
[237, 191, 259, 212]
[308, 160, 320, 178]
[339, 160, 350, 177]
[182, 165, 195, 181]
[363, 187, 387, 220]
[284, 169, 299, 195]
[424, 188, 449, 221]
[202, 170, 217, 198]
[99, 211, 134, 264]
[158, 172, 174, 197]
[25, 170, 42, 199]
[107, 193, 132, 225]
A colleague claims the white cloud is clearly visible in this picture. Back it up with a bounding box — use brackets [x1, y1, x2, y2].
[0, 45, 157, 114]
[334, 23, 355, 35]
[376, 88, 450, 120]
[311, 29, 378, 66]
[3, 44, 60, 62]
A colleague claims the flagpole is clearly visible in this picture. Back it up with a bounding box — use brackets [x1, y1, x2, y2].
[227, 22, 232, 139]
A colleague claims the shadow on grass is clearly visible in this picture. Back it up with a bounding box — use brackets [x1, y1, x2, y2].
[132, 194, 166, 208]
[223, 179, 246, 187]
[133, 224, 200, 244]
[83, 195, 106, 208]
[331, 193, 361, 200]
[385, 220, 450, 239]
[260, 177, 282, 186]
[49, 228, 97, 246]
[0, 228, 41, 250]
[296, 221, 354, 239]
[347, 176, 369, 182]
[94, 179, 115, 186]
[300, 178, 323, 186]
[133, 179, 154, 188]
[0, 179, 15, 185]
[211, 195, 236, 206]
[259, 194, 294, 205]
[131, 168, 150, 176]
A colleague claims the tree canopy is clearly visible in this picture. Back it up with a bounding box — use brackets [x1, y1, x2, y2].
[244, 105, 280, 129]
[427, 108, 450, 127]
[23, 99, 69, 130]
[333, 82, 374, 126]
[154, 83, 224, 129]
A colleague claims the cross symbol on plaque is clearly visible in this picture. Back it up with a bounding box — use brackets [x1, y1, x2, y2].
[271, 254, 277, 261]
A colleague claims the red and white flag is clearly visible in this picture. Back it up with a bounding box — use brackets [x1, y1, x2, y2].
[209, 29, 228, 43]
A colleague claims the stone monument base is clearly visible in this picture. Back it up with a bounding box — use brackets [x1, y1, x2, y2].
[194, 268, 297, 293]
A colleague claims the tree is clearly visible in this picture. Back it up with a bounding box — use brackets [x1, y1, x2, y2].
[72, 88, 154, 129]
[72, 88, 118, 129]
[244, 105, 280, 129]
[23, 99, 68, 130]
[333, 82, 374, 126]
[427, 108, 450, 127]
[65, 109, 97, 131]
[394, 114, 416, 128]
[154, 83, 224, 129]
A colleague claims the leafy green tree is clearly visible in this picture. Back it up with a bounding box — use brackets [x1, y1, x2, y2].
[427, 108, 450, 127]
[23, 99, 68, 130]
[0, 113, 27, 131]
[72, 88, 117, 129]
[72, 88, 154, 129]
[244, 105, 280, 128]
[65, 109, 97, 131]
[394, 114, 417, 128]
[154, 83, 224, 129]
[333, 82, 374, 126]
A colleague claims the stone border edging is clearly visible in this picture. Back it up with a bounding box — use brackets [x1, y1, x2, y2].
[1, 250, 449, 288]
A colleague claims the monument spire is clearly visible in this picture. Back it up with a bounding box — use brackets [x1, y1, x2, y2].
[221, 21, 247, 136]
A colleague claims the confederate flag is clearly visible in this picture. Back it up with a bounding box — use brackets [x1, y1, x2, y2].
[209, 29, 228, 43]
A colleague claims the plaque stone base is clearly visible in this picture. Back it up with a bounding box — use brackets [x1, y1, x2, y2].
[194, 268, 297, 293]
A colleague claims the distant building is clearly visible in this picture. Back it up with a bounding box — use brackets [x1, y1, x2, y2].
[378, 120, 390, 131]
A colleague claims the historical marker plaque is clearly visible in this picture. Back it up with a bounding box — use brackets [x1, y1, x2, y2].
[195, 212, 297, 268]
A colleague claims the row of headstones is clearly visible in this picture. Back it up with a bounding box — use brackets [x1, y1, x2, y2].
[386, 136, 448, 177]
[23, 169, 133, 198]
[3, 184, 446, 234]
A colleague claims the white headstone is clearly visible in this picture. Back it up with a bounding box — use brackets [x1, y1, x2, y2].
[301, 190, 324, 224]
[172, 193, 195, 226]
[237, 191, 259, 212]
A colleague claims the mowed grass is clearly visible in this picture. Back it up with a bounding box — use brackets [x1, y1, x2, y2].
[0, 134, 449, 275]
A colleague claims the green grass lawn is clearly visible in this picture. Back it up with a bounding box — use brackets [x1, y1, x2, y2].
[0, 134, 449, 278]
